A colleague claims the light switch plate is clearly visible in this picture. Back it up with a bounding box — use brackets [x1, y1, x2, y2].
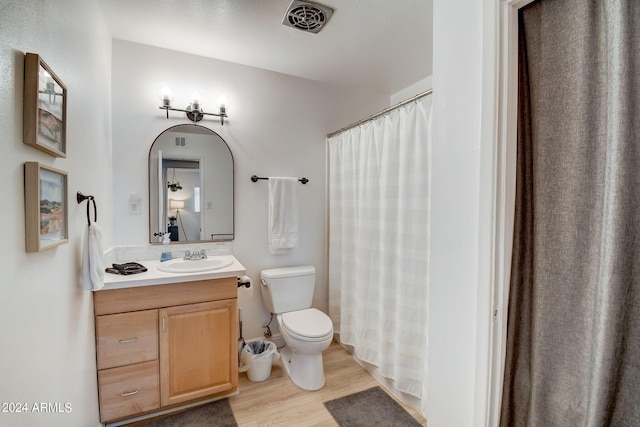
[128, 192, 141, 215]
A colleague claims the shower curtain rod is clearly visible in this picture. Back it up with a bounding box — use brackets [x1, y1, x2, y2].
[326, 88, 433, 138]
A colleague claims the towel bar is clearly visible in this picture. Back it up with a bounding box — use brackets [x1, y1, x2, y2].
[250, 175, 308, 184]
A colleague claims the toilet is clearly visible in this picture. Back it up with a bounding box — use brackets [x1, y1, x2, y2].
[260, 265, 334, 391]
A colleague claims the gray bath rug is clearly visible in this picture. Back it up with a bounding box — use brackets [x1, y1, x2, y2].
[139, 399, 237, 427]
[323, 386, 423, 427]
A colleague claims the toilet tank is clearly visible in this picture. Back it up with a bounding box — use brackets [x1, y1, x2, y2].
[260, 265, 316, 314]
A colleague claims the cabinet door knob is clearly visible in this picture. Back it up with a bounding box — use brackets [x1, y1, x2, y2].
[121, 389, 139, 397]
[118, 338, 137, 344]
[162, 317, 165, 332]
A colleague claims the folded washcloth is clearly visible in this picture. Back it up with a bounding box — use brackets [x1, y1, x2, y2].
[82, 223, 105, 291]
[268, 177, 299, 254]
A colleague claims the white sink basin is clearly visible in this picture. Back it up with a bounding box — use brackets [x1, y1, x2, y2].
[157, 257, 234, 273]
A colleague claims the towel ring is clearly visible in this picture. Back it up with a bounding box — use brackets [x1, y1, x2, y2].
[77, 192, 97, 226]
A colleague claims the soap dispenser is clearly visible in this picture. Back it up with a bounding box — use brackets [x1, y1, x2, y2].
[160, 233, 172, 262]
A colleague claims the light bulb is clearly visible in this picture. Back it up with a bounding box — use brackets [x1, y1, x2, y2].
[218, 95, 230, 115]
[190, 92, 202, 111]
[218, 95, 230, 109]
[158, 86, 173, 107]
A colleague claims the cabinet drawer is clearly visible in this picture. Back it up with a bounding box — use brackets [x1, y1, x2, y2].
[98, 360, 160, 422]
[96, 310, 158, 370]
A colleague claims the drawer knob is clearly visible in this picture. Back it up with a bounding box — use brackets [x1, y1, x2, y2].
[118, 338, 137, 344]
[121, 389, 139, 397]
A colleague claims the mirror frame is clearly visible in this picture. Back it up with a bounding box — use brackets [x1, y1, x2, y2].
[148, 124, 234, 244]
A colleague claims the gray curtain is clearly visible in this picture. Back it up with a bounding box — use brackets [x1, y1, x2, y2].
[500, 1, 640, 426]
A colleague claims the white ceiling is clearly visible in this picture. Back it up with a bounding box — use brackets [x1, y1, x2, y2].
[97, 0, 433, 95]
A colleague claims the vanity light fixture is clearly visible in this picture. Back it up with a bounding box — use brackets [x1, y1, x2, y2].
[158, 87, 228, 125]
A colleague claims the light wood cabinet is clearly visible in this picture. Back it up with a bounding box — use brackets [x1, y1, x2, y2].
[96, 310, 158, 370]
[160, 299, 237, 406]
[97, 361, 160, 422]
[94, 278, 238, 423]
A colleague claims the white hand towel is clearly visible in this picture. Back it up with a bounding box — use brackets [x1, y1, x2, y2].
[82, 223, 105, 291]
[268, 177, 299, 254]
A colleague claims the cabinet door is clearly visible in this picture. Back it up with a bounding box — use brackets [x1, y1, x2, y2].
[159, 299, 238, 407]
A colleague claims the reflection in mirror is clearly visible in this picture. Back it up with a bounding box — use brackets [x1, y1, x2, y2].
[149, 124, 233, 243]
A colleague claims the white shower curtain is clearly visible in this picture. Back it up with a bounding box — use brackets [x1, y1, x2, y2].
[328, 96, 431, 399]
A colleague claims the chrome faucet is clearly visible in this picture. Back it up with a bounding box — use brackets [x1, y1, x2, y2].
[183, 249, 208, 260]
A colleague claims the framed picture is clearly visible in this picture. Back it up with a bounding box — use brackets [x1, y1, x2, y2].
[23, 53, 67, 157]
[24, 162, 68, 252]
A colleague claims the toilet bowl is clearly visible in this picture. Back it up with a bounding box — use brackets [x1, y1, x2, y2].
[260, 266, 334, 391]
[277, 308, 333, 390]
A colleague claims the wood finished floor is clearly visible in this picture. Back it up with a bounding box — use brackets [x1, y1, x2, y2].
[229, 340, 427, 426]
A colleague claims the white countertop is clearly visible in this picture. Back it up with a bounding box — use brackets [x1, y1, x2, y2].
[100, 255, 246, 290]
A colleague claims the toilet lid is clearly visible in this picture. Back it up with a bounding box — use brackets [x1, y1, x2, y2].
[281, 308, 333, 339]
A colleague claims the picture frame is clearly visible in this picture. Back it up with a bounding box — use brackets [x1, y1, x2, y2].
[24, 162, 69, 252]
[23, 53, 67, 157]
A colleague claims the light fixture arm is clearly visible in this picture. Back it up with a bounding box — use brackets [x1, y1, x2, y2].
[159, 105, 227, 125]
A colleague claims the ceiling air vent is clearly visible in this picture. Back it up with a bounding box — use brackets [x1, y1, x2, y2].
[282, 0, 334, 34]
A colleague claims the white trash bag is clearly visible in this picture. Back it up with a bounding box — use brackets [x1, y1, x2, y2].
[239, 340, 280, 382]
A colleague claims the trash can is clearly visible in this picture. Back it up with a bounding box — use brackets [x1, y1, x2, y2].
[239, 340, 280, 382]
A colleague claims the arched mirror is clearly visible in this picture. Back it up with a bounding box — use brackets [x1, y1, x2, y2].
[149, 124, 233, 243]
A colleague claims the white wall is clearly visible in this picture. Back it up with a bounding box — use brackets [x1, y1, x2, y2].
[390, 76, 433, 105]
[426, 0, 501, 425]
[110, 40, 389, 342]
[0, 1, 112, 426]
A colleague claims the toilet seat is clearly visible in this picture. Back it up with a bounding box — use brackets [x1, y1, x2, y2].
[280, 308, 333, 342]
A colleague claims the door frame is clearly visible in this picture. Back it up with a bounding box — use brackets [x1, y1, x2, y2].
[484, 1, 536, 426]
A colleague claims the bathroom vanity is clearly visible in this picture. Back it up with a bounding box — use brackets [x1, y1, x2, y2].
[93, 256, 244, 424]
[90, 121, 242, 423]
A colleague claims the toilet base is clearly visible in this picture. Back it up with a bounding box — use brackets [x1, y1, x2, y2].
[280, 346, 326, 391]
